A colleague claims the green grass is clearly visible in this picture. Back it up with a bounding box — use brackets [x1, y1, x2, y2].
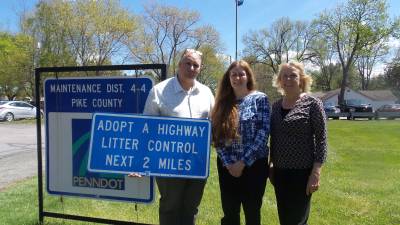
[0, 120, 399, 224]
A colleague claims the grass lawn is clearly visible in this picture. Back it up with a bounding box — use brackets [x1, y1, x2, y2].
[0, 120, 399, 224]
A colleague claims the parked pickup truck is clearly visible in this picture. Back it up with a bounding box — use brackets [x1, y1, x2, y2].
[339, 99, 374, 120]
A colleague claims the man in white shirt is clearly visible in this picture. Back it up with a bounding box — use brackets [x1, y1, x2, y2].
[143, 49, 214, 225]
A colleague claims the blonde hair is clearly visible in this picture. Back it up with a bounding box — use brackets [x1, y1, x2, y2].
[273, 62, 313, 95]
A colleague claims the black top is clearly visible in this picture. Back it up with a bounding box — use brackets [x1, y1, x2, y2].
[280, 107, 290, 118]
[270, 95, 327, 169]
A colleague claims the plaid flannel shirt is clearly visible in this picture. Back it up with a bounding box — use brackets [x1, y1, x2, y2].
[216, 91, 270, 167]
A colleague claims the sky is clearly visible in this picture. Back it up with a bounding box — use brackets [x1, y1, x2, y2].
[1, 0, 399, 63]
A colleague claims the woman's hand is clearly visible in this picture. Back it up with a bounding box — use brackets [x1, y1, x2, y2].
[306, 163, 322, 195]
[226, 161, 245, 178]
[306, 172, 320, 195]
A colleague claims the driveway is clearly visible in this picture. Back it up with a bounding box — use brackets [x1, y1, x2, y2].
[0, 122, 44, 190]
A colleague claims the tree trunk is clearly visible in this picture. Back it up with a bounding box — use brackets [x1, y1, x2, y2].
[361, 77, 366, 90]
[338, 68, 349, 106]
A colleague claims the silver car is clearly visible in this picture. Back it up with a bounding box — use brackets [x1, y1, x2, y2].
[0, 101, 42, 122]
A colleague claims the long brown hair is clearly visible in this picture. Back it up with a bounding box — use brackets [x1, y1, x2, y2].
[211, 60, 256, 147]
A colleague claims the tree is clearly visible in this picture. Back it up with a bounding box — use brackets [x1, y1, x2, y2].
[368, 74, 389, 90]
[242, 17, 315, 74]
[18, 1, 77, 99]
[192, 25, 222, 51]
[310, 63, 342, 91]
[196, 45, 226, 93]
[356, 41, 388, 90]
[315, 0, 398, 105]
[17, 0, 137, 100]
[65, 0, 137, 68]
[127, 3, 199, 80]
[21, 1, 76, 68]
[25, 0, 138, 69]
[308, 25, 342, 92]
[384, 49, 400, 99]
[253, 63, 281, 103]
[125, 2, 224, 81]
[0, 32, 32, 100]
[241, 55, 281, 102]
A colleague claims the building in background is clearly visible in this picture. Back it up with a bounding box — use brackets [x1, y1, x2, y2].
[313, 88, 398, 111]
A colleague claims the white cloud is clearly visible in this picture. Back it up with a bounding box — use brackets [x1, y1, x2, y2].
[371, 62, 386, 77]
[304, 61, 320, 72]
[387, 37, 400, 48]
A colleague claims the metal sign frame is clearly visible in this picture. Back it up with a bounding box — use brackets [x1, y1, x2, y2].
[35, 64, 166, 225]
[44, 77, 154, 202]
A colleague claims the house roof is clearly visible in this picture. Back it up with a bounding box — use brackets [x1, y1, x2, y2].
[359, 90, 398, 101]
[311, 89, 340, 101]
[320, 89, 340, 101]
[312, 88, 398, 101]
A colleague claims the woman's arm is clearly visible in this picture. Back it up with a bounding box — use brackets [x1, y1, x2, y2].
[241, 95, 270, 166]
[216, 147, 235, 167]
[310, 99, 327, 165]
[307, 98, 327, 195]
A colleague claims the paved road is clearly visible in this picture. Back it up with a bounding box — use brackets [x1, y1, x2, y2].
[0, 122, 44, 190]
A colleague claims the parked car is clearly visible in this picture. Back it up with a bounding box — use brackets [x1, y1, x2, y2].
[339, 99, 374, 120]
[0, 101, 43, 122]
[375, 104, 400, 120]
[323, 102, 340, 119]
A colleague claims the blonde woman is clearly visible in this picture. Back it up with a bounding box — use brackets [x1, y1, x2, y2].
[270, 62, 327, 225]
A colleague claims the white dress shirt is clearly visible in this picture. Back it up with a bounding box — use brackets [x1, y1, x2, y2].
[143, 76, 214, 119]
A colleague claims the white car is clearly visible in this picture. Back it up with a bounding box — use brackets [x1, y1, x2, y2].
[0, 101, 42, 122]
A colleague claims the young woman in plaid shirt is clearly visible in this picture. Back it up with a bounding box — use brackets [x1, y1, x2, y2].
[211, 60, 270, 225]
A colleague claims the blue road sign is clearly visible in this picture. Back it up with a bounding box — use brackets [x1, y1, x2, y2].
[88, 113, 212, 179]
[44, 77, 154, 203]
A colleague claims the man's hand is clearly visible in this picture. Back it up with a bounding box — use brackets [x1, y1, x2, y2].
[128, 173, 142, 178]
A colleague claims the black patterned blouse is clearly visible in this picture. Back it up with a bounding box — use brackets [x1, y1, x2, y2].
[270, 95, 327, 169]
